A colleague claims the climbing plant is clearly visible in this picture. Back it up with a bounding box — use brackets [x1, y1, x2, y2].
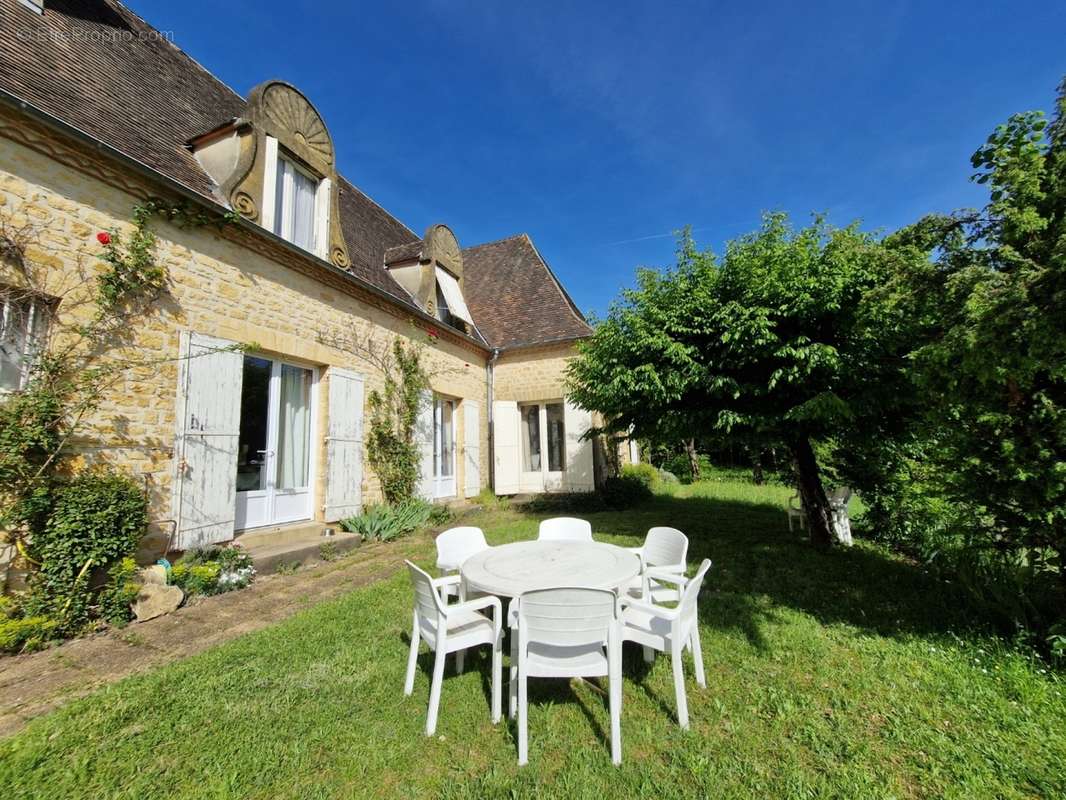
[366, 339, 429, 503]
[0, 197, 235, 645]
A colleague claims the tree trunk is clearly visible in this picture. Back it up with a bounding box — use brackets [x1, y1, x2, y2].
[684, 438, 700, 481]
[791, 436, 833, 548]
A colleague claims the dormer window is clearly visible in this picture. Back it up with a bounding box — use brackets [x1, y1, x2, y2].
[435, 283, 454, 326]
[434, 266, 473, 329]
[273, 153, 320, 253]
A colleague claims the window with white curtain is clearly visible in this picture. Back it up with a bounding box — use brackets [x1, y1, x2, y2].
[1, 291, 50, 392]
[273, 154, 319, 253]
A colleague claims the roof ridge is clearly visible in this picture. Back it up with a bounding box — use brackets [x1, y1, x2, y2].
[462, 232, 528, 251]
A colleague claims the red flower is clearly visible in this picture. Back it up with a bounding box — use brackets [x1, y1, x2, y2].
[427, 327, 439, 339]
[96, 231, 111, 246]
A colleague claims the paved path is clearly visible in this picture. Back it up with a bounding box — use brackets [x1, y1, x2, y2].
[0, 532, 432, 739]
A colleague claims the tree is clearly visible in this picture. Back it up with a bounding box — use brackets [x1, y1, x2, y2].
[568, 216, 918, 546]
[880, 78, 1066, 599]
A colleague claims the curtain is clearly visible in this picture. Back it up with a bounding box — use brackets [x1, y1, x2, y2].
[292, 168, 317, 251]
[277, 365, 311, 490]
[523, 405, 541, 471]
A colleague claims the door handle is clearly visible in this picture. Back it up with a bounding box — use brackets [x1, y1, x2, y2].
[257, 449, 275, 457]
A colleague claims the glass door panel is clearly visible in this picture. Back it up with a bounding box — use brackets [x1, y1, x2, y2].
[433, 397, 456, 498]
[235, 357, 316, 530]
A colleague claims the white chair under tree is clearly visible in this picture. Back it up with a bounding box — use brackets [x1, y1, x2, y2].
[508, 587, 624, 766]
[625, 526, 689, 603]
[537, 517, 593, 542]
[621, 558, 712, 729]
[403, 560, 503, 736]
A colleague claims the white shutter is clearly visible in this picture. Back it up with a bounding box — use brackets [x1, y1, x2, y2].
[564, 398, 594, 493]
[324, 367, 364, 522]
[415, 390, 435, 500]
[493, 400, 520, 495]
[172, 332, 242, 549]
[463, 400, 480, 498]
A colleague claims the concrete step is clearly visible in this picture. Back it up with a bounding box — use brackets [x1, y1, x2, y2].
[238, 525, 363, 574]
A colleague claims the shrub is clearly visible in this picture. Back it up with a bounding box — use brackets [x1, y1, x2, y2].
[657, 469, 680, 485]
[170, 545, 254, 596]
[25, 470, 147, 633]
[621, 462, 659, 490]
[600, 473, 653, 509]
[340, 498, 444, 542]
[98, 556, 140, 627]
[0, 615, 57, 654]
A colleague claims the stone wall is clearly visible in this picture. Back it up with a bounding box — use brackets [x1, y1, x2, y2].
[493, 342, 577, 403]
[0, 130, 490, 544]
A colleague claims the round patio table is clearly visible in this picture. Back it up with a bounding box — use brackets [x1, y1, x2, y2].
[460, 540, 641, 597]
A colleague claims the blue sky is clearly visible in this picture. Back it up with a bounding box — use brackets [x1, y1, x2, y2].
[129, 0, 1064, 317]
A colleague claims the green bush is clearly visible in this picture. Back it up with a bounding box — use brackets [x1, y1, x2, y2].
[600, 474, 653, 509]
[340, 498, 443, 542]
[170, 545, 255, 596]
[621, 463, 659, 490]
[98, 556, 140, 627]
[0, 615, 57, 654]
[25, 470, 147, 633]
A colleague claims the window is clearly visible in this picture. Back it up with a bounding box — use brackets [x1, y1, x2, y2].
[520, 402, 566, 474]
[546, 402, 565, 472]
[435, 283, 454, 327]
[0, 292, 49, 392]
[521, 403, 541, 472]
[273, 154, 319, 252]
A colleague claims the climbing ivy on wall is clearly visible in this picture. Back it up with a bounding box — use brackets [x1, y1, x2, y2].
[0, 197, 235, 645]
[365, 339, 430, 504]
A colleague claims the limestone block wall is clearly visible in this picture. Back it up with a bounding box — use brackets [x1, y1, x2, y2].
[492, 343, 578, 403]
[0, 131, 490, 546]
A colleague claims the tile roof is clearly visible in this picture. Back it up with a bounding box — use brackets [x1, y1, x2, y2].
[0, 0, 590, 350]
[463, 235, 591, 349]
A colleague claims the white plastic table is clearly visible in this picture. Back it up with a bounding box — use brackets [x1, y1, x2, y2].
[460, 540, 641, 597]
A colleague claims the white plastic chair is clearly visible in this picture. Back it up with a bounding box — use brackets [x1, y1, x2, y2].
[403, 560, 502, 736]
[621, 558, 712, 729]
[787, 493, 806, 532]
[625, 527, 689, 603]
[435, 526, 489, 573]
[537, 517, 593, 542]
[508, 587, 623, 765]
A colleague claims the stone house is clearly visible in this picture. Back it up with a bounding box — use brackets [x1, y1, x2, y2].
[0, 0, 630, 574]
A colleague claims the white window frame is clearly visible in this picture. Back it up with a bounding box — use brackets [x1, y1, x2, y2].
[261, 136, 330, 258]
[519, 401, 567, 477]
[0, 292, 49, 393]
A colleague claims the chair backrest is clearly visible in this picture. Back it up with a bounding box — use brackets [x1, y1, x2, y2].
[537, 517, 593, 542]
[643, 526, 688, 567]
[517, 587, 619, 648]
[435, 526, 488, 570]
[678, 559, 712, 630]
[406, 560, 446, 623]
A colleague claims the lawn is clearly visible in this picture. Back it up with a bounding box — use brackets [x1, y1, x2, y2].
[1, 480, 1064, 799]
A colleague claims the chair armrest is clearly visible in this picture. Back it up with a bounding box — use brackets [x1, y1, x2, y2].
[624, 546, 644, 556]
[644, 566, 688, 586]
[621, 597, 679, 620]
[432, 574, 462, 589]
[450, 594, 503, 633]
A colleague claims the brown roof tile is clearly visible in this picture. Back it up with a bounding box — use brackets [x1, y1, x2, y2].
[463, 235, 591, 349]
[0, 0, 590, 350]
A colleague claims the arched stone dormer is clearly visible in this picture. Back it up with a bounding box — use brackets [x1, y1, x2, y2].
[385, 223, 473, 333]
[191, 80, 351, 270]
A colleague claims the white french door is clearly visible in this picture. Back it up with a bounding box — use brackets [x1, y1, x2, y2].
[433, 397, 456, 499]
[235, 355, 317, 529]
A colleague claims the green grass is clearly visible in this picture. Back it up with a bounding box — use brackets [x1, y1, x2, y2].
[2, 481, 1064, 799]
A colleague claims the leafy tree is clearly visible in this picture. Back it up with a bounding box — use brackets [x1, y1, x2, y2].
[568, 216, 919, 546]
[874, 78, 1066, 605]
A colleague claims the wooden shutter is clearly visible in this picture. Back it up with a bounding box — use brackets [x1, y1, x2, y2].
[172, 332, 242, 549]
[324, 367, 364, 522]
[493, 400, 520, 495]
[564, 398, 594, 493]
[463, 400, 480, 498]
[415, 390, 435, 500]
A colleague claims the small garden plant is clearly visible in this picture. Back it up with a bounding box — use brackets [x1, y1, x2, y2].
[170, 545, 255, 597]
[340, 498, 452, 542]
